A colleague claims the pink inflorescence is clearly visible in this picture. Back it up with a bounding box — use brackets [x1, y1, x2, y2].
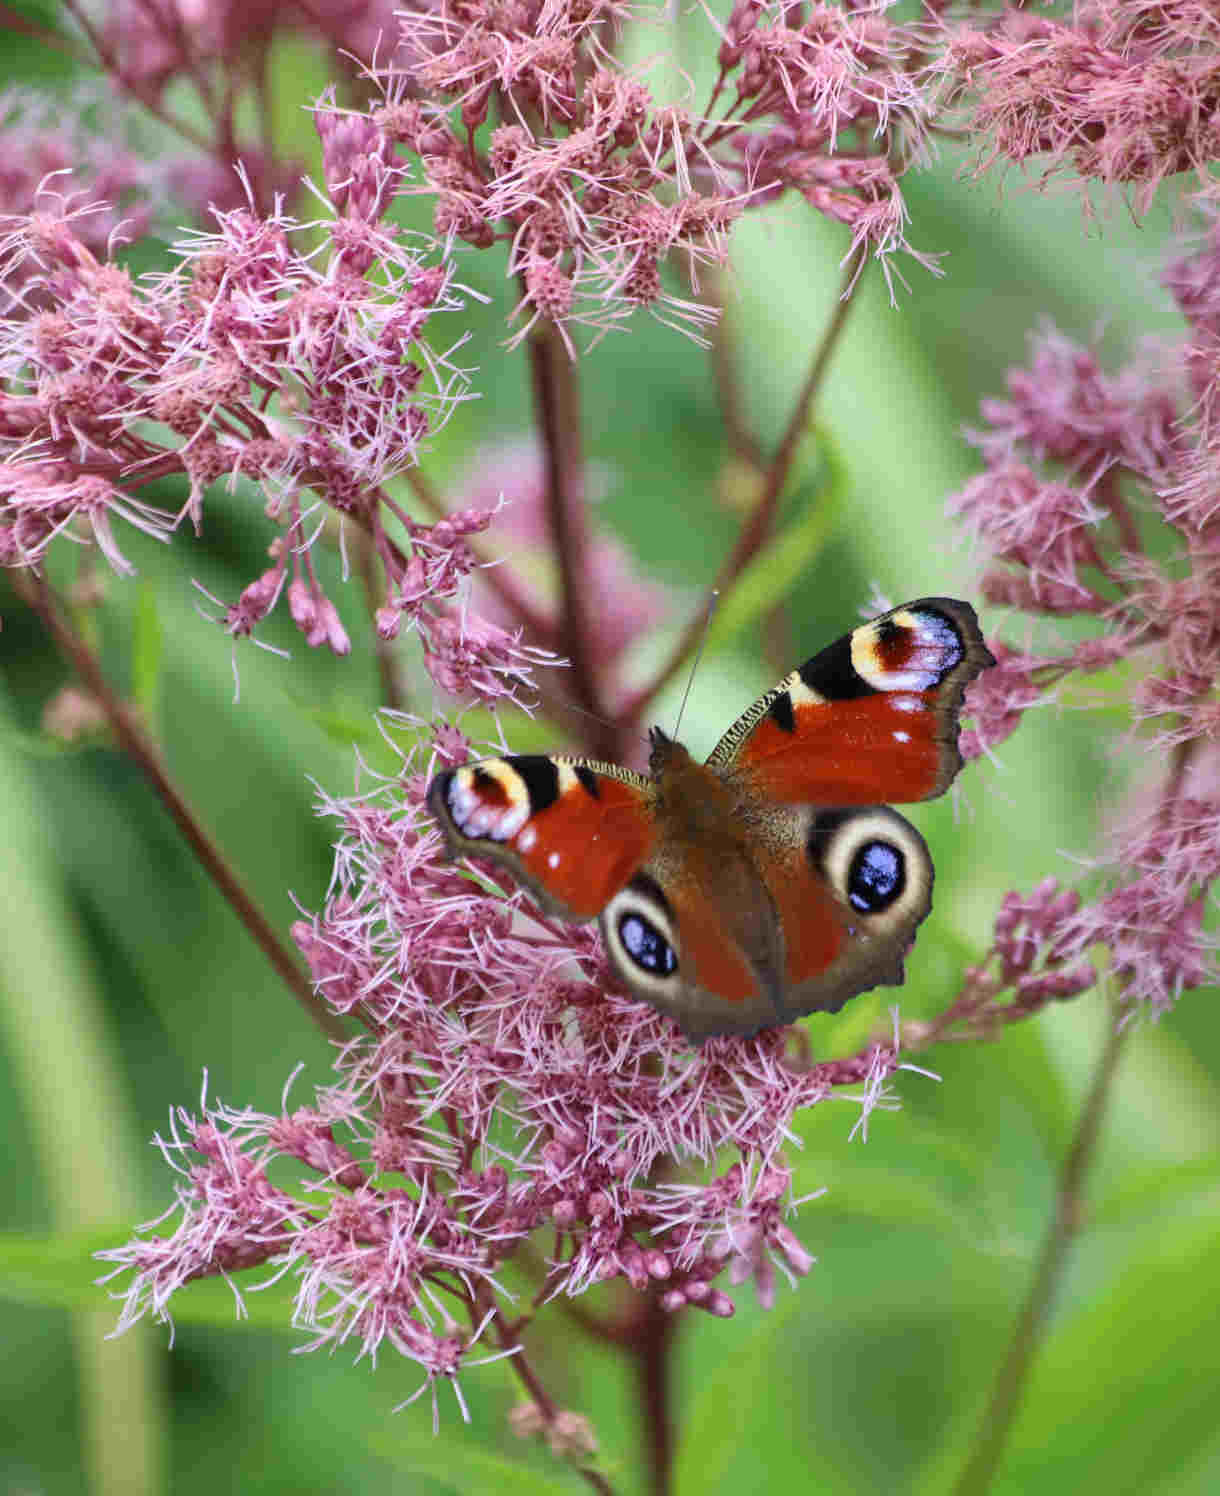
[948, 215, 1220, 1013]
[0, 137, 562, 704]
[1054, 798, 1220, 1011]
[99, 726, 912, 1414]
[941, 2, 1220, 214]
[101, 0, 403, 96]
[991, 878, 1095, 1006]
[0, 89, 158, 310]
[355, 0, 936, 344]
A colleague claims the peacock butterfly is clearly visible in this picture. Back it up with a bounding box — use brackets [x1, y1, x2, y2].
[427, 598, 995, 1042]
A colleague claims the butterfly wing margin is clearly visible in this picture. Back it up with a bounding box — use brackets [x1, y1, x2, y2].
[709, 598, 995, 806]
[427, 755, 656, 922]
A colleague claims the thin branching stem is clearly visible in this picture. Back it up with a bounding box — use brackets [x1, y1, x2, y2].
[399, 467, 558, 642]
[60, 0, 216, 153]
[21, 574, 348, 1046]
[637, 1298, 677, 1496]
[624, 245, 866, 723]
[352, 528, 405, 710]
[704, 265, 765, 469]
[949, 999, 1132, 1496]
[527, 319, 607, 736]
[484, 1299, 618, 1496]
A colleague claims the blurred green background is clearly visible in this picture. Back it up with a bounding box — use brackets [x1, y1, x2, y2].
[1, 5, 1218, 1495]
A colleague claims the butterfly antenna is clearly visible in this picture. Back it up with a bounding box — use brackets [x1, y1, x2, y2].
[560, 696, 650, 750]
[672, 590, 719, 740]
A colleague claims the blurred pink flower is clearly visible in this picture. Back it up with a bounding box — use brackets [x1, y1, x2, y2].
[947, 235, 1220, 1014]
[0, 88, 155, 309]
[102, 0, 404, 94]
[941, 3, 1220, 213]
[454, 438, 669, 687]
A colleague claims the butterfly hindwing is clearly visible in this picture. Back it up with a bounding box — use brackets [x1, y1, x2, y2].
[749, 804, 934, 1020]
[710, 598, 994, 806]
[600, 866, 786, 1041]
[596, 767, 793, 1042]
[428, 755, 656, 921]
[594, 803, 935, 1040]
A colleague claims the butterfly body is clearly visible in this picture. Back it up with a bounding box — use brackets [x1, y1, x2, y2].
[428, 598, 995, 1042]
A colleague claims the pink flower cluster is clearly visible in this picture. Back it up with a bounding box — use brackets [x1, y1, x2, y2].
[100, 727, 914, 1409]
[0, 146, 557, 704]
[1056, 797, 1220, 1008]
[0, 87, 159, 311]
[101, 0, 404, 91]
[898, 878, 1097, 1046]
[990, 879, 1096, 1006]
[0, 0, 950, 702]
[949, 216, 1220, 1011]
[350, 0, 936, 345]
[942, 1, 1220, 212]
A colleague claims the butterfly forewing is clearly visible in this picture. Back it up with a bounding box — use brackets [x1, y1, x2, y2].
[428, 755, 656, 921]
[709, 598, 994, 806]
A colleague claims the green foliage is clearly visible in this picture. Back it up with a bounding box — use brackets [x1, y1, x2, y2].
[371, 1431, 592, 1496]
[131, 584, 164, 730]
[1, 9, 1218, 1496]
[1009, 1220, 1220, 1491]
[0, 1228, 299, 1328]
[0, 1, 78, 84]
[705, 429, 845, 652]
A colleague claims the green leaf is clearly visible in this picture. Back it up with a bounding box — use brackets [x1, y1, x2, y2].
[280, 696, 568, 764]
[1090, 1150, 1220, 1228]
[791, 1145, 982, 1241]
[707, 429, 846, 650]
[1, 0, 68, 31]
[283, 696, 392, 755]
[1145, 1437, 1220, 1496]
[0, 1227, 135, 1313]
[992, 1219, 1220, 1496]
[674, 1294, 805, 1496]
[130, 582, 163, 729]
[1045, 998, 1220, 1169]
[0, 720, 86, 758]
[369, 1431, 587, 1496]
[0, 33, 77, 86]
[266, 36, 330, 174]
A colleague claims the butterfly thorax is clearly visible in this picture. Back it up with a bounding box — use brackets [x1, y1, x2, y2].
[647, 731, 783, 990]
[648, 731, 749, 852]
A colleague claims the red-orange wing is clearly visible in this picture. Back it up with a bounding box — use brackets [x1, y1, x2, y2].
[427, 755, 656, 921]
[709, 598, 994, 806]
[751, 806, 934, 1022]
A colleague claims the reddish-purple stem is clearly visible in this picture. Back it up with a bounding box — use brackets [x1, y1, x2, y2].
[23, 574, 348, 1045]
[637, 1299, 677, 1496]
[949, 1006, 1131, 1496]
[624, 245, 865, 723]
[527, 319, 611, 742]
[478, 1292, 618, 1496]
[60, 0, 214, 152]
